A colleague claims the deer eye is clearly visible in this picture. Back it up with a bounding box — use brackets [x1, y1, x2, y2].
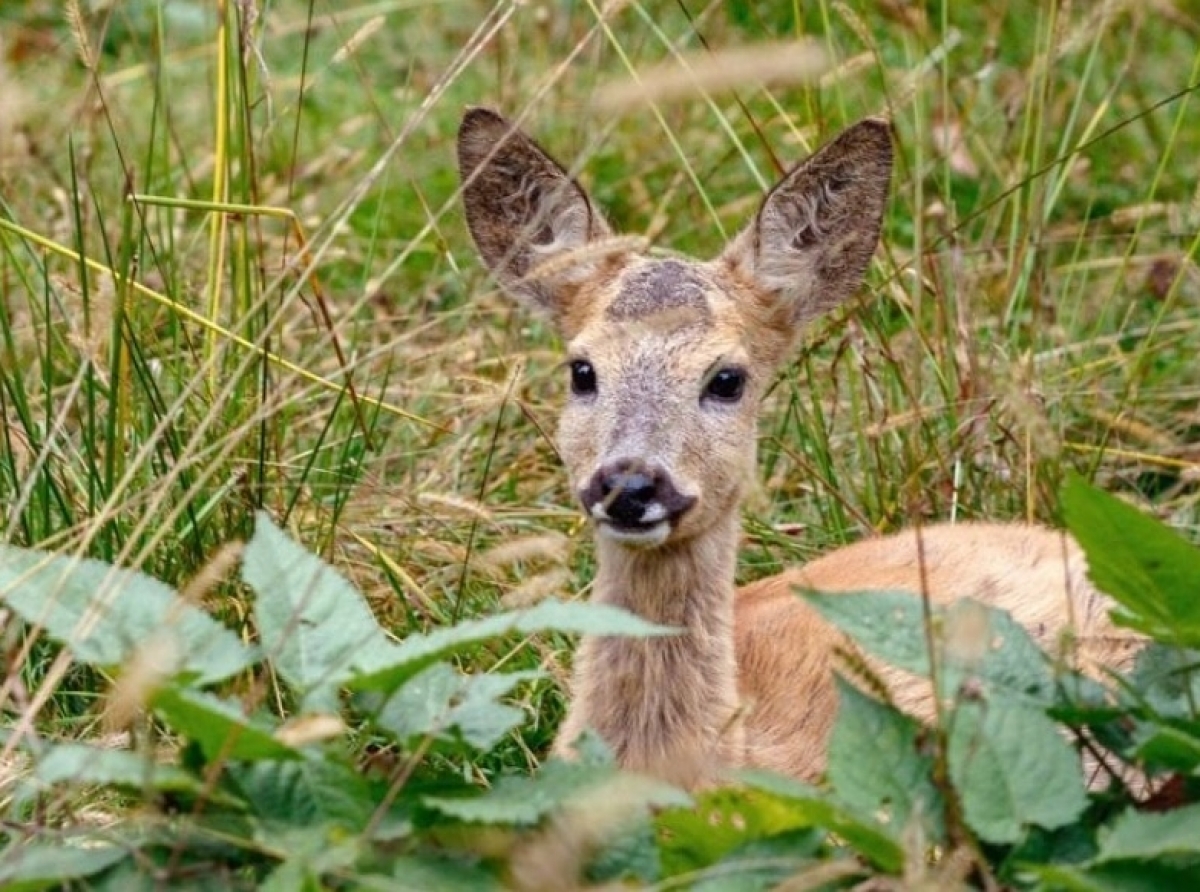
[703, 367, 746, 403]
[570, 360, 597, 395]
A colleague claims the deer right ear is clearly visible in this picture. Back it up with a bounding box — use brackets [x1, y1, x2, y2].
[457, 108, 613, 323]
[719, 118, 893, 333]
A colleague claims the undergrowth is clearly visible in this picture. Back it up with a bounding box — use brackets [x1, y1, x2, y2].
[1, 0, 1199, 888]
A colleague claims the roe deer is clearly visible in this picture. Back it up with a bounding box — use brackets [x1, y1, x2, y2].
[457, 107, 1137, 789]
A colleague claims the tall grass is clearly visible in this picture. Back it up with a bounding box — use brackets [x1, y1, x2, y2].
[1, 0, 1197, 777]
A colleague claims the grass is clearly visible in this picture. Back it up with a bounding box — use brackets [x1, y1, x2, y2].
[1, 0, 1199, 819]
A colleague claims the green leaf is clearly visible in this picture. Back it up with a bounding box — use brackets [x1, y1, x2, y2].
[351, 598, 673, 695]
[1097, 803, 1200, 862]
[32, 742, 208, 798]
[1131, 721, 1200, 773]
[227, 755, 378, 829]
[0, 841, 127, 891]
[373, 663, 539, 751]
[657, 786, 824, 879]
[827, 677, 944, 840]
[0, 545, 254, 685]
[1027, 861, 1200, 891]
[736, 770, 904, 874]
[1127, 642, 1200, 719]
[686, 831, 839, 892]
[387, 855, 504, 891]
[1062, 474, 1200, 646]
[947, 701, 1087, 844]
[152, 687, 299, 762]
[242, 512, 396, 712]
[255, 828, 360, 892]
[803, 591, 1056, 707]
[423, 758, 686, 826]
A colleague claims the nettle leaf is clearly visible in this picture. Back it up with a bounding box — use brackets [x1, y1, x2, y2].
[373, 662, 539, 751]
[0, 841, 127, 891]
[242, 512, 396, 712]
[827, 677, 944, 841]
[153, 687, 299, 762]
[1127, 642, 1200, 719]
[0, 545, 253, 685]
[227, 756, 378, 829]
[1096, 802, 1200, 862]
[657, 785, 825, 880]
[31, 743, 209, 799]
[1131, 721, 1200, 773]
[736, 770, 903, 874]
[255, 827, 360, 892]
[947, 701, 1086, 844]
[685, 830, 838, 892]
[805, 590, 1057, 707]
[1062, 474, 1200, 646]
[351, 599, 673, 695]
[423, 758, 686, 826]
[1028, 861, 1200, 891]
[388, 855, 504, 891]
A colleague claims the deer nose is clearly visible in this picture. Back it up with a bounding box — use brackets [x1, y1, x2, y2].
[580, 460, 696, 528]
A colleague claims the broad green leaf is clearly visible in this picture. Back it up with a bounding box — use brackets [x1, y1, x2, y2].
[1062, 474, 1200, 646]
[948, 701, 1086, 844]
[373, 662, 539, 751]
[1131, 722, 1200, 773]
[0, 545, 253, 684]
[804, 591, 1056, 707]
[1028, 861, 1200, 891]
[152, 687, 299, 762]
[32, 743, 208, 798]
[256, 828, 360, 892]
[243, 512, 396, 711]
[0, 841, 127, 891]
[351, 598, 673, 694]
[387, 856, 504, 891]
[227, 755, 378, 829]
[686, 831, 839, 892]
[1097, 802, 1200, 862]
[736, 770, 904, 873]
[657, 785, 824, 879]
[423, 758, 686, 826]
[590, 818, 660, 886]
[827, 677, 944, 840]
[1127, 642, 1200, 718]
[258, 860, 324, 892]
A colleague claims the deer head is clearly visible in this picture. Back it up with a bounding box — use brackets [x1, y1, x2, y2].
[458, 108, 893, 549]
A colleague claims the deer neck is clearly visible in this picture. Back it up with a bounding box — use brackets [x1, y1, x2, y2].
[562, 513, 742, 786]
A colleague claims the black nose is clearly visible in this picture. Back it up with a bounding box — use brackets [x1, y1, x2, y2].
[598, 467, 657, 526]
[580, 459, 696, 528]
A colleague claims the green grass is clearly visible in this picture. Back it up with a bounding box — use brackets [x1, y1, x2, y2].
[1, 0, 1198, 809]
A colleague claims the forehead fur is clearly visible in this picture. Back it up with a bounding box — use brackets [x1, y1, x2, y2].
[566, 257, 795, 369]
[605, 259, 714, 327]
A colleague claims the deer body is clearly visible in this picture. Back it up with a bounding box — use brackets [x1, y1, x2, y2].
[457, 109, 1136, 788]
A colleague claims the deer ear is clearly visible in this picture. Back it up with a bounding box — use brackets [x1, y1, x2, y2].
[720, 118, 893, 329]
[458, 108, 613, 322]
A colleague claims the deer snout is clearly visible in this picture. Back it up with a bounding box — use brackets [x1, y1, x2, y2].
[579, 459, 697, 535]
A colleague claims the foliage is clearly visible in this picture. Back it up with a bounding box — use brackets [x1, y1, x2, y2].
[1, 0, 1199, 887]
[1, 482, 1199, 887]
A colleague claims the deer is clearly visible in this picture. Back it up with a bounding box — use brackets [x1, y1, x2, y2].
[456, 107, 1138, 789]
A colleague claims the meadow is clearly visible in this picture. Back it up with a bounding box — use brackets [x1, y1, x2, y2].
[1, 0, 1199, 887]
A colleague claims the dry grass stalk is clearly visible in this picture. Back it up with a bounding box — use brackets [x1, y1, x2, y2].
[501, 567, 572, 608]
[476, 533, 571, 573]
[595, 41, 828, 111]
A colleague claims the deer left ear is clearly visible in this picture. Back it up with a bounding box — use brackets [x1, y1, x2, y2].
[458, 107, 614, 330]
[719, 118, 893, 329]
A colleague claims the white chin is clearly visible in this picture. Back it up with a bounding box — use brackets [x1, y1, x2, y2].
[597, 521, 671, 548]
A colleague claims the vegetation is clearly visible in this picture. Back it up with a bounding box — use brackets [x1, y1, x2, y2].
[1, 0, 1198, 887]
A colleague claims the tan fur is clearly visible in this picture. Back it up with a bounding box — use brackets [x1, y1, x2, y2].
[457, 108, 1140, 789]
